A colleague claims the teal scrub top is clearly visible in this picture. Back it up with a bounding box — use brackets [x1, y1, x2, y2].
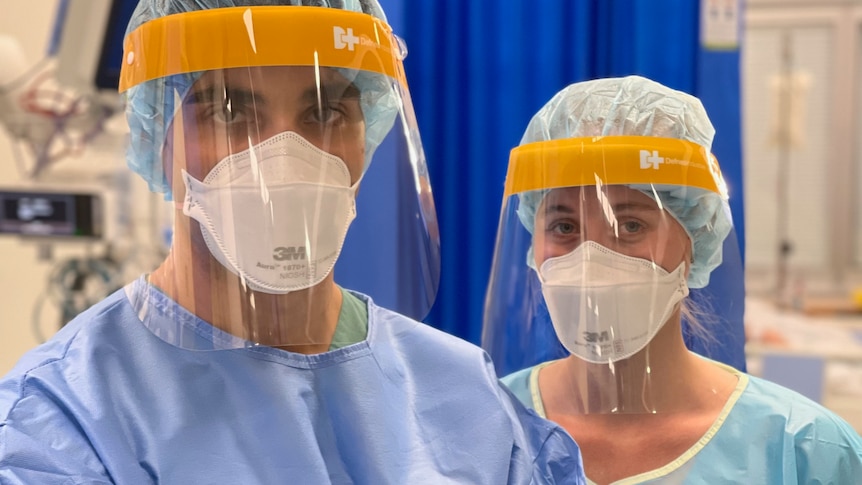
[502, 357, 862, 484]
[329, 286, 369, 350]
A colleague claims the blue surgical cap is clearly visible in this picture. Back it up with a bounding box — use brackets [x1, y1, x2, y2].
[516, 75, 732, 289]
[124, 0, 395, 200]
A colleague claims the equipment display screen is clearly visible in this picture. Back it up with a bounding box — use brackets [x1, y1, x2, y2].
[94, 0, 139, 90]
[0, 190, 102, 238]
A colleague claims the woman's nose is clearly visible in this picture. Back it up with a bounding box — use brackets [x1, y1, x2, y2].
[580, 218, 619, 248]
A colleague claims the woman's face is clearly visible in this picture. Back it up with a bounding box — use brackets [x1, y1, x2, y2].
[164, 65, 367, 196]
[533, 185, 692, 273]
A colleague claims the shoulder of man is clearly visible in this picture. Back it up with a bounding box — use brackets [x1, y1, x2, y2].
[0, 290, 133, 484]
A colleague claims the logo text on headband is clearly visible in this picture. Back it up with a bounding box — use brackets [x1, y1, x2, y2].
[639, 150, 664, 170]
[334, 26, 360, 51]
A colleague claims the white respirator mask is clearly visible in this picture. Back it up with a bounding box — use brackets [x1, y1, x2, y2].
[182, 131, 358, 294]
[538, 241, 689, 363]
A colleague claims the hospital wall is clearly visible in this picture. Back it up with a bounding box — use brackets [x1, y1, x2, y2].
[1, 0, 862, 432]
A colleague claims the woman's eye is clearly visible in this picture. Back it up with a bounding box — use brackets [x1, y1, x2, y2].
[550, 222, 577, 235]
[621, 221, 643, 233]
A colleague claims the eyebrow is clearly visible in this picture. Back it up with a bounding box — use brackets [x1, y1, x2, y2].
[187, 85, 262, 106]
[300, 81, 361, 104]
[544, 203, 576, 215]
[611, 202, 659, 212]
[187, 79, 361, 108]
[543, 201, 657, 215]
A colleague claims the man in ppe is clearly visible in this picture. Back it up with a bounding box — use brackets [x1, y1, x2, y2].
[0, 2, 586, 483]
[483, 76, 862, 483]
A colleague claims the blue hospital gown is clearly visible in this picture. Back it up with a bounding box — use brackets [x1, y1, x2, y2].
[0, 277, 585, 484]
[503, 359, 862, 484]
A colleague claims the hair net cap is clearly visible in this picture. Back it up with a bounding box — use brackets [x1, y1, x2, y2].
[516, 75, 732, 288]
[124, 0, 393, 200]
[126, 0, 387, 32]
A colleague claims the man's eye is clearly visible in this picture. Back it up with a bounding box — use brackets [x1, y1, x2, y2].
[310, 104, 344, 125]
[215, 100, 247, 124]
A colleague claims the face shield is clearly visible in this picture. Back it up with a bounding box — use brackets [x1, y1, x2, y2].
[482, 135, 738, 413]
[119, 6, 438, 350]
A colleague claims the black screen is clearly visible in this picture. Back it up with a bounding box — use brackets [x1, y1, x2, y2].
[0, 191, 101, 238]
[94, 0, 140, 90]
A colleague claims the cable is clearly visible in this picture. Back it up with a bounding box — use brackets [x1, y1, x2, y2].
[0, 57, 51, 95]
[30, 291, 49, 344]
[32, 249, 124, 339]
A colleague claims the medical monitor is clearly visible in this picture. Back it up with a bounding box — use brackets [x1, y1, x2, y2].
[51, 0, 138, 92]
[0, 189, 103, 239]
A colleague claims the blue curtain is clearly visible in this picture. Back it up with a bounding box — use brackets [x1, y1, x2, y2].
[396, 0, 747, 371]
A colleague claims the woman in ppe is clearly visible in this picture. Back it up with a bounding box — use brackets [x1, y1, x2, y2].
[0, 2, 587, 484]
[483, 76, 862, 484]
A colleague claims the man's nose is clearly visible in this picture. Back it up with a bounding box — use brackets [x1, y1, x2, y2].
[251, 114, 301, 144]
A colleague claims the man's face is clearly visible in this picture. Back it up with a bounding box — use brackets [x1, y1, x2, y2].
[533, 185, 692, 274]
[165, 65, 367, 194]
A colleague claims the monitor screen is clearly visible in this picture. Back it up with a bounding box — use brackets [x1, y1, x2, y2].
[50, 0, 138, 92]
[0, 190, 102, 238]
[94, 0, 139, 90]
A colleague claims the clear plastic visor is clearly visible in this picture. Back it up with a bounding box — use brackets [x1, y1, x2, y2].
[121, 7, 439, 351]
[483, 136, 738, 414]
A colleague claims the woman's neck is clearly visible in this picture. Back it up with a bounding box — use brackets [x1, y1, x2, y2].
[538, 317, 741, 485]
[541, 317, 733, 414]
